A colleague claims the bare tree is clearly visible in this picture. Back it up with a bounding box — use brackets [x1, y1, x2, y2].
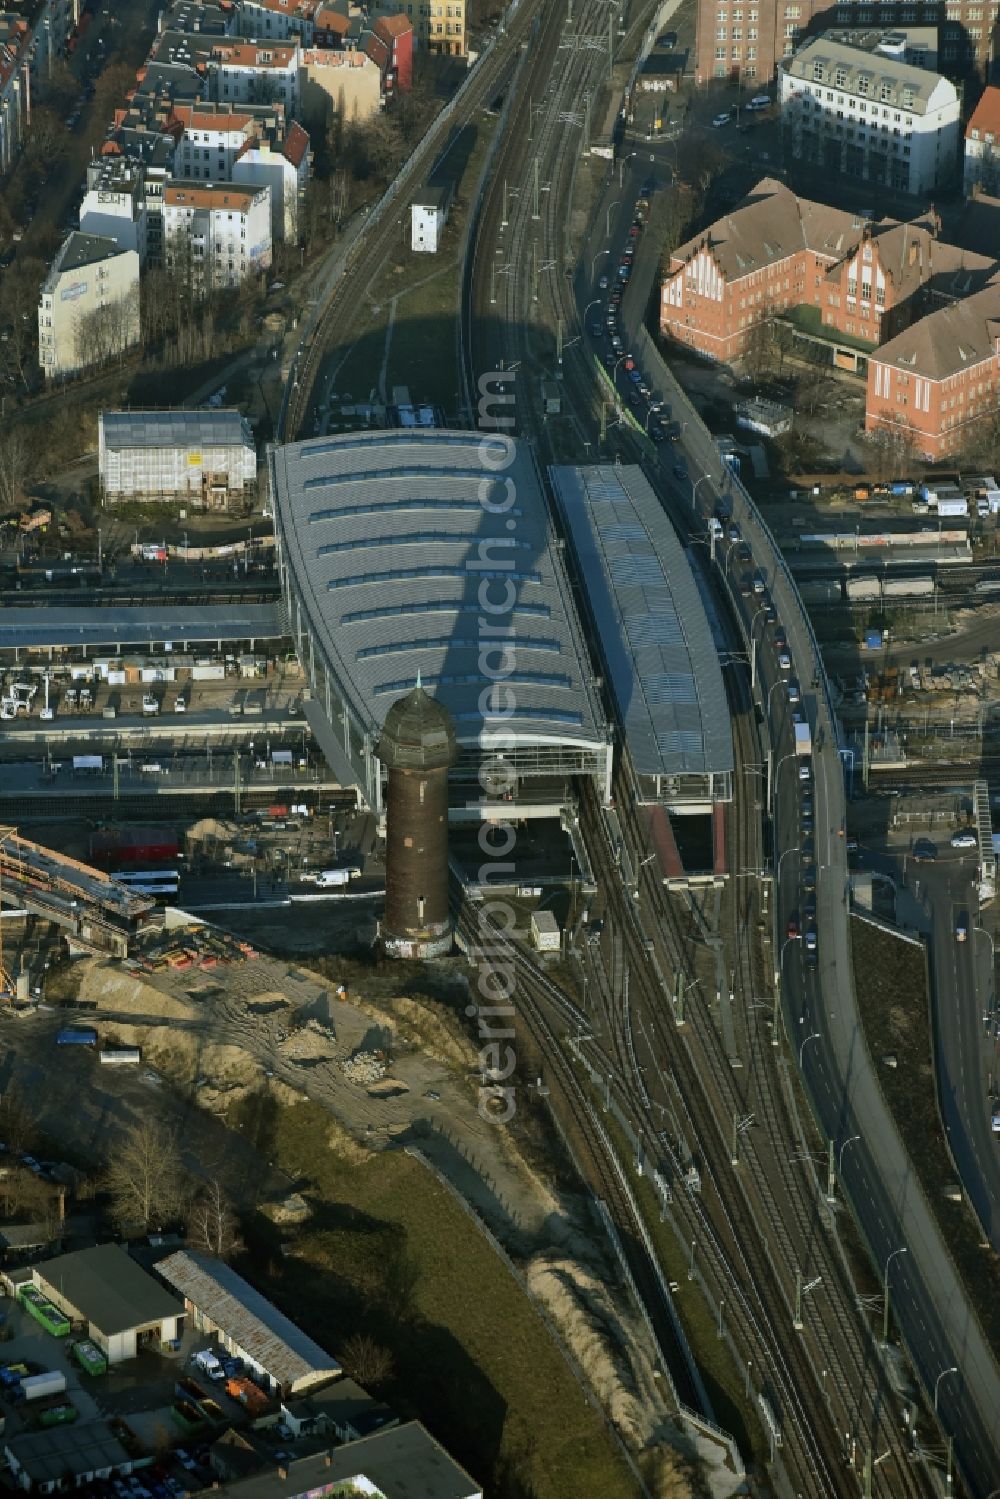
[102, 1119, 186, 1233]
[341, 1332, 395, 1389]
[186, 1178, 240, 1260]
[0, 426, 29, 513]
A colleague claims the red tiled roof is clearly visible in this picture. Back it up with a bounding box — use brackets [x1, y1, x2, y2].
[967, 86, 1000, 143]
[315, 8, 350, 33]
[373, 13, 412, 39]
[283, 119, 310, 167]
[365, 33, 389, 68]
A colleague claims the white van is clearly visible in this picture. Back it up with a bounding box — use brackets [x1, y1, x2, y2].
[193, 1349, 224, 1380]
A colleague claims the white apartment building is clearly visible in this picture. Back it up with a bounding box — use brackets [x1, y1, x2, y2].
[169, 103, 308, 239]
[163, 180, 272, 289]
[411, 185, 451, 252]
[237, 0, 322, 44]
[779, 34, 960, 195]
[232, 120, 310, 241]
[79, 164, 147, 259]
[209, 39, 301, 115]
[99, 409, 257, 509]
[38, 233, 141, 380]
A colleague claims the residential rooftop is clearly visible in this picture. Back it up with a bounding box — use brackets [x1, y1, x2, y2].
[42, 232, 132, 292]
[782, 32, 955, 112]
[872, 282, 1000, 380]
[213, 1422, 482, 1499]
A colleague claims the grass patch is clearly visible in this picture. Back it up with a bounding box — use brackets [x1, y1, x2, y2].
[849, 917, 1000, 1348]
[598, 1102, 767, 1477]
[235, 1096, 640, 1499]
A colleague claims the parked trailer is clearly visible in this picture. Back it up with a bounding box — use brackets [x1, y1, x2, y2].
[99, 1048, 141, 1066]
[56, 1027, 98, 1047]
[845, 575, 882, 600]
[20, 1371, 68, 1402]
[882, 575, 934, 597]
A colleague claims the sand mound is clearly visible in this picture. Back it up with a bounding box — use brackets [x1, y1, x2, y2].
[78, 962, 195, 1021]
[525, 1251, 644, 1444]
[639, 1444, 702, 1499]
[348, 993, 477, 1071]
[283, 1021, 335, 1061]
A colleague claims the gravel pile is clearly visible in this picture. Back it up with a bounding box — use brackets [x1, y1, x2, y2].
[341, 1049, 387, 1084]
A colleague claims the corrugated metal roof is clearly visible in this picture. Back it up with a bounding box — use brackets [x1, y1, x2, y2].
[100, 409, 253, 450]
[157, 1250, 340, 1389]
[0, 604, 283, 651]
[550, 465, 733, 779]
[269, 431, 605, 752]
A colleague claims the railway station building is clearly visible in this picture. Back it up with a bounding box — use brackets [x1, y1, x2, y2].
[551, 465, 734, 882]
[268, 430, 612, 819]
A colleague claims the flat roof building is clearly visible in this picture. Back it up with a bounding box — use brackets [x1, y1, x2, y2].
[210, 1422, 482, 1499]
[5, 1421, 133, 1490]
[33, 1244, 183, 1364]
[157, 1249, 340, 1395]
[551, 465, 733, 810]
[269, 431, 610, 814]
[99, 409, 257, 510]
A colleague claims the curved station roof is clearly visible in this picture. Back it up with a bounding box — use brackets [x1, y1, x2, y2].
[269, 431, 607, 801]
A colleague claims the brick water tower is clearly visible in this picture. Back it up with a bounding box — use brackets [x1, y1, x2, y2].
[376, 683, 457, 959]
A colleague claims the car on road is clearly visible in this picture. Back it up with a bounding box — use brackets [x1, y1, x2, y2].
[787, 916, 799, 938]
[628, 368, 642, 384]
[727, 522, 741, 543]
[803, 863, 817, 891]
[950, 830, 977, 849]
[801, 797, 813, 826]
[777, 650, 791, 671]
[628, 223, 641, 239]
[798, 761, 811, 782]
[673, 461, 687, 480]
[803, 893, 817, 920]
[746, 93, 771, 110]
[913, 838, 937, 862]
[804, 926, 818, 952]
[787, 678, 800, 704]
[712, 112, 731, 127]
[762, 598, 777, 623]
[598, 275, 609, 289]
[589, 322, 603, 338]
[955, 920, 968, 942]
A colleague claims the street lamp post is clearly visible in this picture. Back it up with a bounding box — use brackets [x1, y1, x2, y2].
[934, 1365, 958, 1414]
[691, 472, 713, 513]
[618, 151, 636, 187]
[882, 1246, 907, 1344]
[838, 1133, 860, 1174]
[606, 200, 620, 238]
[798, 1030, 820, 1068]
[591, 249, 610, 283]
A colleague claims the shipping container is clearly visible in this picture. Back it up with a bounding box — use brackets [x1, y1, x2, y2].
[192, 662, 226, 682]
[882, 576, 934, 598]
[21, 1371, 68, 1401]
[56, 1027, 98, 1047]
[793, 722, 812, 757]
[845, 576, 881, 600]
[99, 1048, 141, 1066]
[19, 1288, 71, 1337]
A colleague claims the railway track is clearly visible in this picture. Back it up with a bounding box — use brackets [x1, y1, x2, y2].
[282, 0, 548, 442]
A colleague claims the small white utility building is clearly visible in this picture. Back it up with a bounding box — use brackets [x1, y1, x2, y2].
[411, 184, 452, 253]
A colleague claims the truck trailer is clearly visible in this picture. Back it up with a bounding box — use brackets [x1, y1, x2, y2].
[794, 722, 812, 757]
[20, 1371, 68, 1402]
